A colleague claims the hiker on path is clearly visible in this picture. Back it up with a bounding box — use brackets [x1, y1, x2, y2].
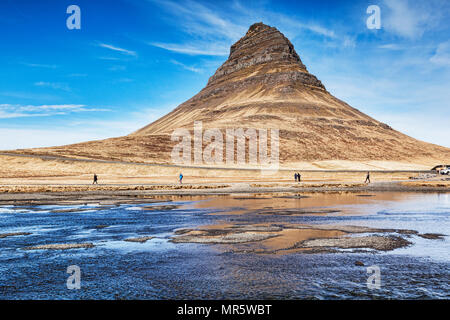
[294, 173, 298, 182]
[297, 172, 301, 182]
[365, 172, 370, 184]
[179, 173, 183, 184]
[93, 174, 98, 185]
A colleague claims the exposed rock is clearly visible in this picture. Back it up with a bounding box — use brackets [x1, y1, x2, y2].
[143, 205, 179, 211]
[124, 236, 154, 243]
[0, 232, 32, 239]
[299, 236, 411, 251]
[173, 228, 194, 235]
[172, 231, 278, 244]
[171, 223, 414, 253]
[23, 243, 94, 250]
[230, 225, 283, 232]
[257, 208, 340, 215]
[355, 261, 364, 266]
[418, 233, 445, 240]
[51, 208, 93, 213]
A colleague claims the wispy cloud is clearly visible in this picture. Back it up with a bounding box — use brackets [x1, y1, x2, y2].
[68, 73, 88, 77]
[382, 0, 448, 39]
[147, 0, 347, 56]
[108, 65, 126, 71]
[378, 43, 404, 50]
[98, 56, 122, 61]
[34, 81, 71, 92]
[98, 43, 137, 56]
[21, 62, 57, 69]
[150, 0, 245, 40]
[430, 41, 450, 66]
[170, 59, 203, 73]
[152, 42, 229, 56]
[114, 78, 135, 83]
[0, 104, 109, 119]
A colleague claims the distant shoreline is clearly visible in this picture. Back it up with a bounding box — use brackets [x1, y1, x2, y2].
[0, 152, 437, 172]
[0, 180, 449, 206]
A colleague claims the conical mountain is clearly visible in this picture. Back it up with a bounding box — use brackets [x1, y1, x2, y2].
[14, 23, 450, 169]
[134, 22, 327, 135]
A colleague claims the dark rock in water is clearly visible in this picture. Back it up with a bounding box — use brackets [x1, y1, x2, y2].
[418, 233, 445, 240]
[143, 205, 179, 211]
[355, 261, 364, 266]
[396, 229, 419, 235]
[0, 232, 32, 239]
[23, 243, 94, 250]
[173, 228, 194, 235]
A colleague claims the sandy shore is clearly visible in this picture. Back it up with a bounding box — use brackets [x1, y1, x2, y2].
[0, 178, 449, 205]
[0, 151, 448, 204]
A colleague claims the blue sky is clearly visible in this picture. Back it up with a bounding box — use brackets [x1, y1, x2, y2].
[0, 0, 449, 149]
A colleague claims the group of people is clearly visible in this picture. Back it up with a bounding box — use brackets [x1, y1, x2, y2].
[91, 171, 370, 185]
[292, 172, 371, 183]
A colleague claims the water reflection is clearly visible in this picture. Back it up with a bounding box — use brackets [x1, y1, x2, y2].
[0, 192, 448, 299]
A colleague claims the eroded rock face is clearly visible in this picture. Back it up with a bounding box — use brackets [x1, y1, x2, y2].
[207, 22, 323, 90]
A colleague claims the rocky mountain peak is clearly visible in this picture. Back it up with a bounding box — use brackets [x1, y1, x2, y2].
[207, 22, 323, 90]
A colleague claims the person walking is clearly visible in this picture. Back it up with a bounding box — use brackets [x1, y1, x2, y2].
[93, 174, 98, 185]
[297, 172, 301, 182]
[294, 173, 298, 182]
[365, 171, 370, 184]
[179, 173, 183, 184]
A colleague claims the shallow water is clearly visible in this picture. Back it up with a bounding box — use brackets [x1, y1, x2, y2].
[0, 192, 448, 299]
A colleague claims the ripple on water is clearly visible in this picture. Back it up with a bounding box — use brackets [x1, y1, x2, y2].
[0, 193, 449, 299]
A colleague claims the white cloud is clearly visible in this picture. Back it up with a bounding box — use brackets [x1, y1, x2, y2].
[0, 104, 109, 119]
[152, 42, 229, 56]
[383, 0, 427, 38]
[382, 0, 447, 39]
[108, 65, 126, 71]
[378, 43, 404, 50]
[98, 56, 122, 61]
[98, 43, 137, 56]
[148, 0, 348, 56]
[170, 59, 203, 73]
[22, 63, 57, 69]
[114, 78, 135, 83]
[68, 73, 88, 77]
[150, 0, 246, 40]
[430, 41, 450, 66]
[34, 81, 71, 92]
